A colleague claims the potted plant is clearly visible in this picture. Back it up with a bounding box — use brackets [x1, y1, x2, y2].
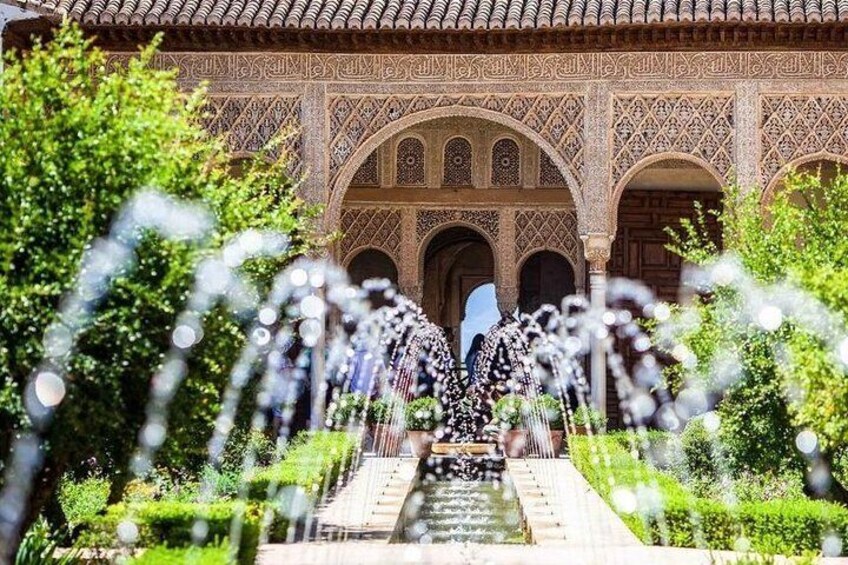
[533, 394, 565, 456]
[491, 394, 527, 458]
[327, 392, 367, 431]
[570, 405, 607, 435]
[367, 395, 404, 455]
[404, 397, 443, 458]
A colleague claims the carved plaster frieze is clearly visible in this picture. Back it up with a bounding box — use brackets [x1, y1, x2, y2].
[339, 207, 402, 265]
[514, 210, 581, 270]
[106, 52, 848, 84]
[328, 94, 584, 199]
[203, 95, 303, 175]
[761, 95, 848, 188]
[611, 94, 735, 190]
[416, 209, 500, 243]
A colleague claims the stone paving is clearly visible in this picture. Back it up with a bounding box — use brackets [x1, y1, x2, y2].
[258, 455, 844, 564]
[314, 457, 419, 541]
[506, 458, 641, 547]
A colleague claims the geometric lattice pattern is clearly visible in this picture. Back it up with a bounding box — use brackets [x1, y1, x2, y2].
[351, 150, 380, 186]
[443, 137, 473, 187]
[611, 95, 734, 186]
[538, 150, 568, 187]
[396, 137, 426, 186]
[202, 95, 302, 176]
[416, 209, 500, 241]
[339, 207, 402, 264]
[491, 138, 521, 187]
[761, 95, 848, 185]
[514, 210, 580, 266]
[329, 94, 584, 191]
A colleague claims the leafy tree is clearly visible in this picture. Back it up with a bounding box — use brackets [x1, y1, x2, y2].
[0, 23, 318, 555]
[666, 173, 848, 501]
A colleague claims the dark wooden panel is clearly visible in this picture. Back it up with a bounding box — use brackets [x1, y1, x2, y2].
[606, 188, 722, 427]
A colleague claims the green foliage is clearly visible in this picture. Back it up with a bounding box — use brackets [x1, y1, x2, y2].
[532, 394, 564, 430]
[491, 395, 526, 430]
[0, 20, 317, 521]
[78, 502, 260, 565]
[404, 396, 443, 432]
[570, 405, 607, 430]
[15, 519, 80, 565]
[366, 395, 403, 425]
[327, 393, 367, 429]
[58, 475, 110, 529]
[664, 171, 848, 473]
[247, 431, 358, 501]
[129, 543, 230, 565]
[678, 416, 719, 480]
[570, 434, 848, 556]
[404, 397, 443, 431]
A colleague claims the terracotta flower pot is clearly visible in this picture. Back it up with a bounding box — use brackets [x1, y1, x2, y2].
[573, 425, 589, 436]
[548, 430, 564, 456]
[407, 430, 435, 458]
[500, 429, 527, 458]
[372, 423, 402, 456]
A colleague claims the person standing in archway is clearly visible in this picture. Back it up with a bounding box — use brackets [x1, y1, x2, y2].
[464, 333, 485, 388]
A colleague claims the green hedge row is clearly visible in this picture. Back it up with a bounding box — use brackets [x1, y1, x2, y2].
[569, 433, 848, 556]
[247, 430, 359, 501]
[129, 544, 230, 565]
[79, 431, 358, 561]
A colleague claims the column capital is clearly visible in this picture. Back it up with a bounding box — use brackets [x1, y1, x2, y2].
[581, 233, 614, 273]
[398, 283, 422, 305]
[496, 285, 518, 316]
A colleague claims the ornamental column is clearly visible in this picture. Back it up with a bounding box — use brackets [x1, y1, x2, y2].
[496, 208, 518, 315]
[300, 83, 327, 206]
[582, 233, 613, 415]
[397, 208, 422, 304]
[734, 82, 760, 193]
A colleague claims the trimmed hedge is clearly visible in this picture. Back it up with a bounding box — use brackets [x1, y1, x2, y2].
[130, 544, 231, 565]
[569, 433, 848, 556]
[247, 430, 359, 500]
[78, 501, 260, 564]
[79, 431, 358, 559]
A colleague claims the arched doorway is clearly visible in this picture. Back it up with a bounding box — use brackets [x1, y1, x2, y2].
[518, 251, 576, 314]
[421, 226, 494, 358]
[460, 282, 499, 360]
[608, 157, 723, 427]
[612, 158, 723, 302]
[769, 158, 845, 208]
[347, 248, 398, 286]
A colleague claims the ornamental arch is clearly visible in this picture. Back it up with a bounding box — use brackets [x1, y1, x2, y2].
[763, 152, 848, 205]
[346, 248, 399, 286]
[326, 101, 586, 232]
[518, 250, 577, 315]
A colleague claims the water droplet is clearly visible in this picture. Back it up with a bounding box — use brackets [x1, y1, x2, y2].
[252, 327, 271, 346]
[757, 305, 783, 332]
[290, 268, 308, 287]
[34, 371, 65, 408]
[611, 487, 637, 513]
[117, 520, 139, 544]
[259, 307, 277, 325]
[823, 533, 843, 557]
[702, 411, 721, 433]
[172, 325, 197, 349]
[43, 324, 72, 358]
[301, 295, 326, 319]
[795, 430, 818, 454]
[654, 303, 671, 322]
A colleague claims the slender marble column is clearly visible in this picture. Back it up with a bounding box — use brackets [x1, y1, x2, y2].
[582, 233, 613, 414]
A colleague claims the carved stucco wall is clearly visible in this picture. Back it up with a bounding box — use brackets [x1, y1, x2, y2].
[101, 51, 848, 277]
[202, 94, 303, 176]
[761, 95, 848, 193]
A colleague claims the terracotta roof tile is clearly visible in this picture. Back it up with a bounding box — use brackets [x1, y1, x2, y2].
[4, 0, 846, 28]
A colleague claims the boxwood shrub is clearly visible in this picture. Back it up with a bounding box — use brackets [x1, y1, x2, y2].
[78, 431, 358, 558]
[247, 430, 359, 500]
[129, 544, 230, 564]
[78, 501, 260, 564]
[569, 433, 848, 556]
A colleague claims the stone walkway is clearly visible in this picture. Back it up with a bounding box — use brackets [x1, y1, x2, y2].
[506, 458, 641, 547]
[256, 543, 822, 564]
[314, 457, 419, 541]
